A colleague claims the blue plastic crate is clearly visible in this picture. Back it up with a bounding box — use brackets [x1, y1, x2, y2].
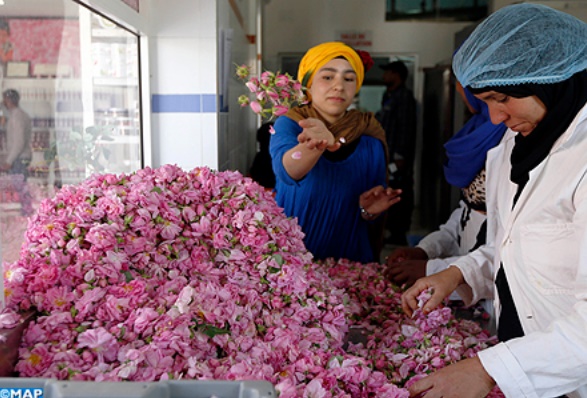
[0, 378, 276, 398]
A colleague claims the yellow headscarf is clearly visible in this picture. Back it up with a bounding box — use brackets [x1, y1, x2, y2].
[298, 41, 365, 93]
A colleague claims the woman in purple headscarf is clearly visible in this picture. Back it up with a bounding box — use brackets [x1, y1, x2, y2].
[385, 82, 506, 290]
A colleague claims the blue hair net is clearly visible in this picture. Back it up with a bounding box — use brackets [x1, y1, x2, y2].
[453, 3, 587, 89]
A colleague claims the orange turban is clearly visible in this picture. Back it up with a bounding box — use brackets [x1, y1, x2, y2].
[297, 41, 364, 93]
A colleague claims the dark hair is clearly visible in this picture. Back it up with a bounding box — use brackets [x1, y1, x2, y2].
[3, 89, 20, 105]
[256, 122, 274, 151]
[250, 122, 276, 189]
[382, 61, 409, 82]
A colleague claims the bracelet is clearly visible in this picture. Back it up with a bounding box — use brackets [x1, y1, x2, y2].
[360, 205, 376, 220]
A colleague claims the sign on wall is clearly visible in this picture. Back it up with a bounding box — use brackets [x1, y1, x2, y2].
[335, 30, 373, 49]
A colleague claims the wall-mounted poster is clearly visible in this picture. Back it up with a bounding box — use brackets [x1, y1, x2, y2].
[121, 0, 139, 12]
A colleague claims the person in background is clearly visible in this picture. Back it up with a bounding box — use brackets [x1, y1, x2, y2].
[1, 89, 31, 175]
[1, 89, 33, 216]
[0, 19, 13, 77]
[402, 4, 587, 397]
[385, 82, 506, 290]
[270, 41, 401, 264]
[249, 122, 276, 190]
[376, 60, 417, 246]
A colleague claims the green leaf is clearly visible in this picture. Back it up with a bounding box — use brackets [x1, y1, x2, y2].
[196, 322, 231, 338]
[301, 71, 312, 88]
[123, 270, 134, 283]
[74, 325, 86, 333]
[66, 223, 76, 235]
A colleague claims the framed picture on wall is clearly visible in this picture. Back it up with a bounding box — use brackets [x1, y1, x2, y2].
[6, 61, 30, 77]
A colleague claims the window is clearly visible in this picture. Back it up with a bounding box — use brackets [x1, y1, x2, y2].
[0, 0, 142, 267]
[386, 0, 488, 21]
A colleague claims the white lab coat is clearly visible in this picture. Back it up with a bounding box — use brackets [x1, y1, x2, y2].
[452, 103, 587, 398]
[418, 200, 487, 277]
[418, 201, 489, 306]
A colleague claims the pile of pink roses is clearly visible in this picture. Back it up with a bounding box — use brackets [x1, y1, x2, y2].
[1, 165, 503, 397]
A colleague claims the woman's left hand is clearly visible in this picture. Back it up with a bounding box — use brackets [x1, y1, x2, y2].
[359, 186, 401, 217]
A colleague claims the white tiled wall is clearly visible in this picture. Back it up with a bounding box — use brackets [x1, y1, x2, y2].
[145, 0, 259, 174]
[148, 0, 220, 171]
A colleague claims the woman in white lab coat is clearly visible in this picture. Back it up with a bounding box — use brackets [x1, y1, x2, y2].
[401, 4, 587, 397]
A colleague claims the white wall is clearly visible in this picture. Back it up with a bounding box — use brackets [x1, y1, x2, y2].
[262, 0, 473, 105]
[145, 0, 219, 171]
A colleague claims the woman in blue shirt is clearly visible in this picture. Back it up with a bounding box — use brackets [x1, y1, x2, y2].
[270, 41, 401, 263]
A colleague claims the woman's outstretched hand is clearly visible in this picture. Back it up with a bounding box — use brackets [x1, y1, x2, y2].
[297, 118, 341, 152]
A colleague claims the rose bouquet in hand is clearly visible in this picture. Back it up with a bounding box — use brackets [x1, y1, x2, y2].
[236, 64, 307, 121]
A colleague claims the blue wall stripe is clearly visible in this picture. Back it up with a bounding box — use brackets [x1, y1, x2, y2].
[152, 94, 218, 113]
[201, 94, 217, 112]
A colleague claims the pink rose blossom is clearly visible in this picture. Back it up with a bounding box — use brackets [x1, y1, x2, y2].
[0, 310, 21, 328]
[273, 105, 289, 116]
[77, 327, 119, 363]
[249, 100, 263, 114]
